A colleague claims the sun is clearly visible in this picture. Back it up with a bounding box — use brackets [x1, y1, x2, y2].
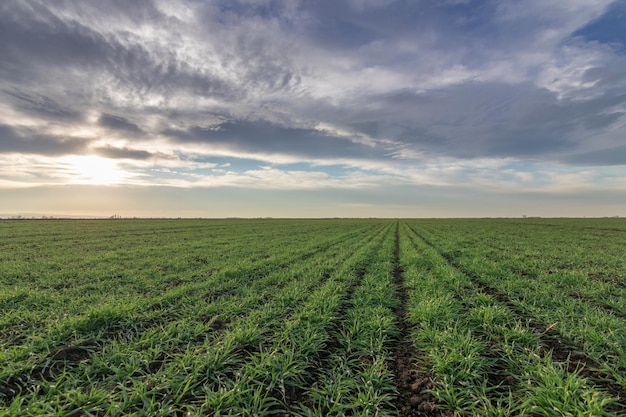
[62, 155, 129, 185]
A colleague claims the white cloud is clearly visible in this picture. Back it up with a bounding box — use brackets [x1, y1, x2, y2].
[0, 0, 625, 216]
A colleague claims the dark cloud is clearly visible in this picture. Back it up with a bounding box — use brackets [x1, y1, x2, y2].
[335, 81, 626, 160]
[301, 0, 384, 49]
[581, 66, 626, 88]
[164, 119, 382, 160]
[565, 145, 626, 166]
[0, 1, 244, 102]
[192, 4, 304, 96]
[581, 112, 625, 130]
[0, 3, 112, 80]
[0, 0, 624, 171]
[98, 113, 143, 134]
[94, 145, 153, 160]
[302, 0, 490, 50]
[2, 88, 82, 120]
[0, 1, 165, 71]
[0, 124, 86, 155]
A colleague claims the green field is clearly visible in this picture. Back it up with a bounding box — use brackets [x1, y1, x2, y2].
[1, 218, 625, 416]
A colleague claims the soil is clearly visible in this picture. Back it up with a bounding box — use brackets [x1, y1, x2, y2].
[391, 224, 449, 417]
[50, 344, 94, 362]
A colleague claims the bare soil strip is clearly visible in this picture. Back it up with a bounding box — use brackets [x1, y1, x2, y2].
[391, 223, 446, 417]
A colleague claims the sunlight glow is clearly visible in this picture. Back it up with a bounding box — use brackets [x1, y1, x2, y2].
[62, 155, 129, 185]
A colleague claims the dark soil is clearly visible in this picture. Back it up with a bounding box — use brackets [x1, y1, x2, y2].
[1, 342, 99, 404]
[391, 223, 448, 417]
[50, 344, 95, 363]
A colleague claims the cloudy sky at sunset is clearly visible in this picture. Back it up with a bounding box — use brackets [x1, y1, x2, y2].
[1, 0, 625, 217]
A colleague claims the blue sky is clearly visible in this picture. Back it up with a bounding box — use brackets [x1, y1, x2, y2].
[1, 0, 625, 217]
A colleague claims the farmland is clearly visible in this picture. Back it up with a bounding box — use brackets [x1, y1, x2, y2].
[1, 218, 625, 416]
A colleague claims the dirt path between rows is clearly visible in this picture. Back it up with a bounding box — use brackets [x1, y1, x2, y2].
[390, 223, 446, 417]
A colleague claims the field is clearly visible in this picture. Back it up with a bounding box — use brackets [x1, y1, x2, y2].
[1, 218, 625, 416]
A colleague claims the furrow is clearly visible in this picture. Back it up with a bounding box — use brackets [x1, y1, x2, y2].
[405, 223, 626, 413]
[392, 222, 443, 417]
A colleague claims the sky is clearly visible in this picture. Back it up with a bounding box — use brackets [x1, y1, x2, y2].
[1, 0, 625, 218]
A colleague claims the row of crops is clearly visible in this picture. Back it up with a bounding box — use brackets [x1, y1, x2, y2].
[1, 218, 625, 415]
[400, 220, 626, 415]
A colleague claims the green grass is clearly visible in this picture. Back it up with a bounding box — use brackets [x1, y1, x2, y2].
[1, 218, 625, 415]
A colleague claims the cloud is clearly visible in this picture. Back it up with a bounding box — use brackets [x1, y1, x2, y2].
[162, 119, 386, 161]
[98, 113, 143, 134]
[582, 66, 626, 88]
[314, 80, 625, 162]
[2, 88, 82, 121]
[93, 145, 153, 160]
[0, 124, 87, 156]
[565, 145, 626, 166]
[0, 0, 625, 217]
[0, 1, 246, 110]
[0, 2, 113, 82]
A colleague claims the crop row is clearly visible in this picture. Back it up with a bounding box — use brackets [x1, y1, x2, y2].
[0, 220, 375, 356]
[401, 220, 626, 415]
[2, 218, 624, 416]
[1, 220, 405, 415]
[410, 220, 626, 387]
